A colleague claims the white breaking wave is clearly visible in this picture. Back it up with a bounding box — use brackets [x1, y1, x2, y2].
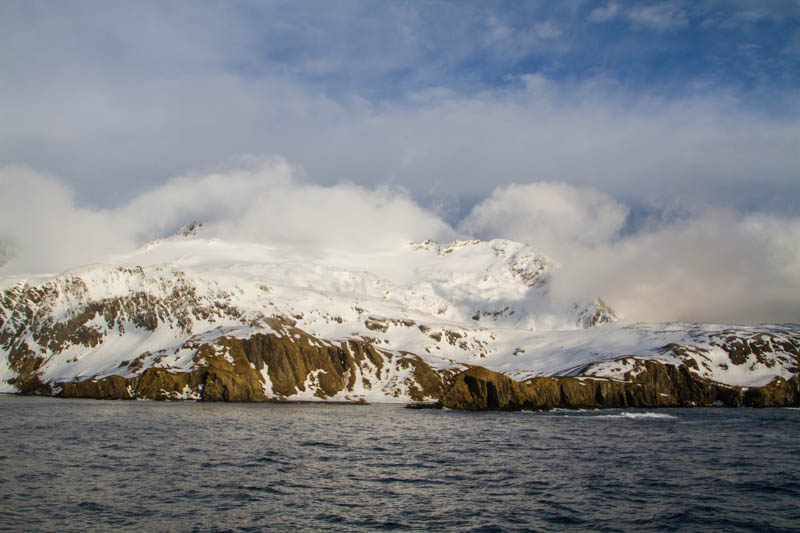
[595, 412, 678, 419]
[533, 411, 678, 419]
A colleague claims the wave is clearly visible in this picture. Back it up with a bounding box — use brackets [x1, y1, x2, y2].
[535, 410, 678, 419]
[596, 412, 677, 419]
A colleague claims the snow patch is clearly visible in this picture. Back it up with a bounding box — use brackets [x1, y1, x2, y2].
[259, 366, 273, 397]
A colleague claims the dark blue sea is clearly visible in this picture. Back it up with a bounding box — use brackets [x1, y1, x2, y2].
[1, 396, 799, 532]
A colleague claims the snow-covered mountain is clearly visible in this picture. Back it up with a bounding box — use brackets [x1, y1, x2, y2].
[1, 228, 798, 406]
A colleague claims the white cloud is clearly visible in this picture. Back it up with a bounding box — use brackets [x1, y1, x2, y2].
[5, 62, 796, 226]
[589, 2, 622, 22]
[0, 160, 455, 275]
[0, 166, 132, 275]
[534, 21, 562, 39]
[569, 210, 800, 325]
[1, 165, 798, 325]
[458, 181, 800, 325]
[458, 182, 628, 254]
[589, 2, 689, 32]
[0, 2, 797, 221]
[627, 2, 689, 32]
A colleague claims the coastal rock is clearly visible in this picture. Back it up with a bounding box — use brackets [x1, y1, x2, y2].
[438, 361, 796, 410]
[743, 375, 800, 407]
[59, 374, 132, 400]
[55, 331, 446, 402]
[439, 366, 528, 410]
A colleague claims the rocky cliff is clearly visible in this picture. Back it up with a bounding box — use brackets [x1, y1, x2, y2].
[36, 329, 451, 403]
[438, 363, 800, 410]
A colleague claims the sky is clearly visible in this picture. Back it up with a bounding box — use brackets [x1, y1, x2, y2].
[1, 0, 799, 324]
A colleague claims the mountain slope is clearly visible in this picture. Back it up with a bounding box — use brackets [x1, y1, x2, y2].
[1, 234, 798, 404]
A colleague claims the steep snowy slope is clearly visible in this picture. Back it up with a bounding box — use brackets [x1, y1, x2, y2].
[1, 231, 798, 403]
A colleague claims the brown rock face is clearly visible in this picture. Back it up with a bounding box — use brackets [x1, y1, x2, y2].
[440, 367, 528, 410]
[439, 362, 798, 410]
[55, 331, 446, 402]
[59, 375, 131, 400]
[10, 374, 52, 395]
[743, 375, 800, 407]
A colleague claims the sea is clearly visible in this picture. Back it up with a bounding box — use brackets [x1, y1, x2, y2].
[1, 396, 799, 532]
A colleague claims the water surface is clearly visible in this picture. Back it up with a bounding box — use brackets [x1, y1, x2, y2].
[1, 396, 799, 532]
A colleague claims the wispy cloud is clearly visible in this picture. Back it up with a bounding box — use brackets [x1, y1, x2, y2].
[589, 1, 689, 32]
[627, 2, 689, 32]
[589, 2, 622, 23]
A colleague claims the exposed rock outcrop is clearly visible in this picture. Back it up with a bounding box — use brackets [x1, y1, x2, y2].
[55, 331, 447, 402]
[742, 375, 800, 407]
[439, 362, 798, 410]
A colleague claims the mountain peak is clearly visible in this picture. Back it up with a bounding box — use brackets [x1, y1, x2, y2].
[174, 221, 204, 238]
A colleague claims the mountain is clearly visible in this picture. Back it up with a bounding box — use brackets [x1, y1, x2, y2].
[1, 230, 798, 408]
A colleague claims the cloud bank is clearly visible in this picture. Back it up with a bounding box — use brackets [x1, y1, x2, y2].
[460, 182, 800, 324]
[0, 160, 454, 274]
[1, 163, 798, 325]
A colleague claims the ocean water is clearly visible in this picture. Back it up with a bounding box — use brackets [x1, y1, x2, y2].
[1, 396, 799, 532]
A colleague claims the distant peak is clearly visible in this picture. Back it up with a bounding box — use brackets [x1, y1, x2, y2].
[410, 238, 532, 257]
[574, 298, 619, 328]
[173, 221, 204, 238]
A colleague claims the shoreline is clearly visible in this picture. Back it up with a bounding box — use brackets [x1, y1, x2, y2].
[4, 360, 798, 410]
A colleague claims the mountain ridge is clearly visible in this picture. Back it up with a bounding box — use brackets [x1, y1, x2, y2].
[1, 235, 798, 408]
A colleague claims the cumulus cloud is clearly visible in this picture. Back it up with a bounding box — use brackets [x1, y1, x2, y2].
[1, 163, 798, 325]
[0, 160, 454, 275]
[574, 210, 800, 325]
[127, 158, 455, 250]
[1, 2, 797, 220]
[458, 182, 628, 254]
[0, 166, 131, 276]
[461, 182, 800, 325]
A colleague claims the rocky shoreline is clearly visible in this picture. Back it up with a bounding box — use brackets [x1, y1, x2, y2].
[9, 356, 799, 410]
[435, 364, 800, 410]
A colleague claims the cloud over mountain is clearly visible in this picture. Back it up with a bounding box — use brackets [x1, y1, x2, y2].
[2, 162, 798, 325]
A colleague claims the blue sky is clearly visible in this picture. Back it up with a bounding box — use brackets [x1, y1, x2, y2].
[1, 1, 800, 322]
[233, 1, 799, 103]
